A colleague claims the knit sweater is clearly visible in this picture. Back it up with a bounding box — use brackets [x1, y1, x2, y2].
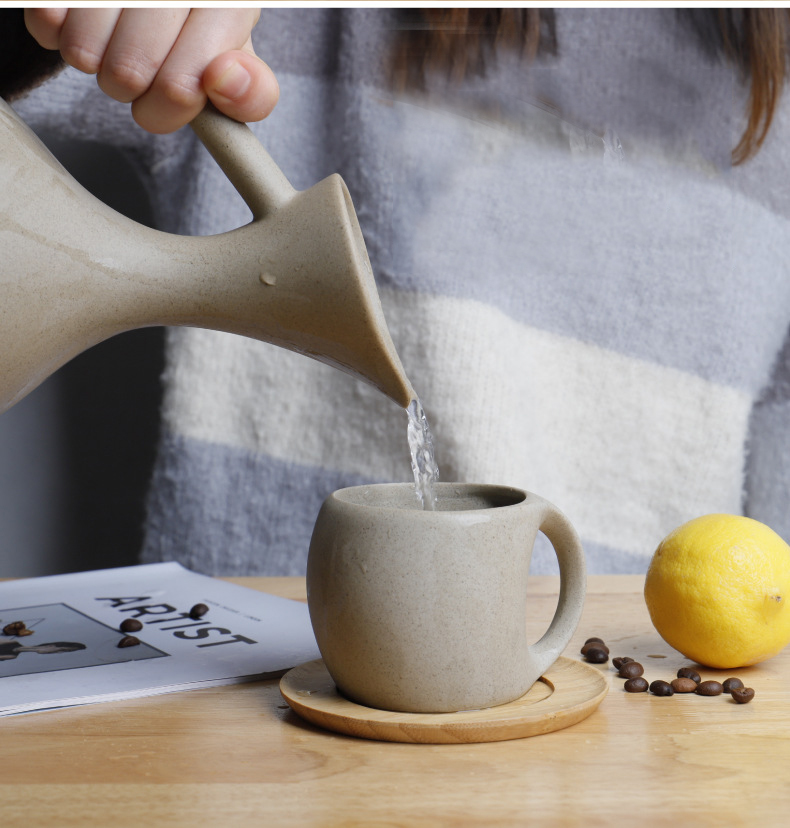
[13, 8, 790, 575]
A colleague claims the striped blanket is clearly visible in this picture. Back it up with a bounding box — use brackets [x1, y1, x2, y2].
[15, 8, 790, 574]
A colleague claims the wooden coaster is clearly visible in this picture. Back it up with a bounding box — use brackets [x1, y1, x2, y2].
[280, 656, 608, 744]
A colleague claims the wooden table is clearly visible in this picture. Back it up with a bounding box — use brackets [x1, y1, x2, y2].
[3, 575, 789, 827]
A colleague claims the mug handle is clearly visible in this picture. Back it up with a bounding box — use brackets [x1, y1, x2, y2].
[528, 499, 587, 676]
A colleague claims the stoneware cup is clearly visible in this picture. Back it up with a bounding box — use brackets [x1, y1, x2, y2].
[306, 482, 586, 713]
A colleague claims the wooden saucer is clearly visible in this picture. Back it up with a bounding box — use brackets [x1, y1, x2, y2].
[279, 656, 608, 744]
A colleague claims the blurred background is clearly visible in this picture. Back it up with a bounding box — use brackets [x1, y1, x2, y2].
[0, 133, 163, 576]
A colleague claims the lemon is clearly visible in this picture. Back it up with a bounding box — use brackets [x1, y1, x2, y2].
[644, 514, 790, 669]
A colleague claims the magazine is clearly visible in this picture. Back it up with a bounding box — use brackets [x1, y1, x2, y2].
[0, 562, 320, 716]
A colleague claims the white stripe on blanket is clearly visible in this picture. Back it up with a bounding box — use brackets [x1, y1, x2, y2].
[161, 286, 750, 562]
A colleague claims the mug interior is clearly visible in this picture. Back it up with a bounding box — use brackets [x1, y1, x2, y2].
[333, 483, 527, 512]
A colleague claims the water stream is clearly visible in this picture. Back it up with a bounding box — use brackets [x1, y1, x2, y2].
[406, 398, 440, 510]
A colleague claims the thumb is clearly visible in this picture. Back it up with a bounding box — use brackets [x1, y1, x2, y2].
[203, 42, 279, 123]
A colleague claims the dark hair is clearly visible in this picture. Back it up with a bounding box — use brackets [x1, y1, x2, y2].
[0, 9, 64, 101]
[393, 8, 789, 164]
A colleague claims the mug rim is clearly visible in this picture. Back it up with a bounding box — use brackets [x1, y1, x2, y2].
[329, 482, 529, 513]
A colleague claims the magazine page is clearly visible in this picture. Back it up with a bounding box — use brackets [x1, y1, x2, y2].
[0, 562, 320, 715]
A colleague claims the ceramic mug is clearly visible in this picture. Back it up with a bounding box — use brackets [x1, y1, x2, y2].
[306, 482, 586, 713]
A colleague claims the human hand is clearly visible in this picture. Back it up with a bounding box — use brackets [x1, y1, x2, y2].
[24, 7, 279, 133]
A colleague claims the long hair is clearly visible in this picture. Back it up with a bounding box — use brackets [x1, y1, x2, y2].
[393, 8, 790, 165]
[720, 9, 789, 163]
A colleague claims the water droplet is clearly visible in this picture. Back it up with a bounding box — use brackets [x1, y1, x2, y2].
[260, 272, 277, 286]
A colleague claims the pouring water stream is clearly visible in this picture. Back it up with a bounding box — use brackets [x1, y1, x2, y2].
[407, 398, 439, 510]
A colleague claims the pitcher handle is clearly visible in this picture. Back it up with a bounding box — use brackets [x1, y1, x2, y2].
[528, 498, 587, 676]
[189, 104, 295, 220]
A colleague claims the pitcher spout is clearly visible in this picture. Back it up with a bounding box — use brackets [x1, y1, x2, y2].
[277, 173, 415, 408]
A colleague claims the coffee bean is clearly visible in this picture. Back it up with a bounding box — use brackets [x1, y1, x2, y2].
[671, 677, 698, 693]
[612, 656, 634, 670]
[650, 680, 674, 696]
[619, 661, 644, 679]
[584, 647, 609, 663]
[582, 636, 609, 652]
[118, 635, 140, 648]
[722, 677, 744, 693]
[731, 687, 755, 704]
[624, 677, 649, 693]
[3, 621, 26, 636]
[696, 680, 723, 696]
[16, 628, 34, 636]
[120, 618, 143, 633]
[189, 603, 209, 620]
[677, 667, 701, 684]
[581, 641, 610, 656]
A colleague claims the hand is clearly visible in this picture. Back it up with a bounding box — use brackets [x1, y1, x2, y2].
[24, 7, 279, 133]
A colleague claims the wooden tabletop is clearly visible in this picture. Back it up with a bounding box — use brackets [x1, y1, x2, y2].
[3, 575, 789, 827]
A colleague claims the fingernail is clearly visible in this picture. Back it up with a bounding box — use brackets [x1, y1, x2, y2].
[214, 61, 251, 101]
